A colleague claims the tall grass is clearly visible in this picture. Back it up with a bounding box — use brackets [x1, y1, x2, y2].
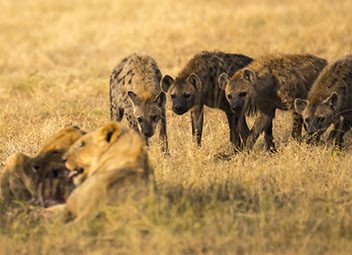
[1, 0, 352, 254]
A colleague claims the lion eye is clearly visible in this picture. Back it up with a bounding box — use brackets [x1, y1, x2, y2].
[239, 91, 247, 97]
[79, 141, 86, 148]
[51, 150, 61, 156]
[171, 94, 176, 99]
[183, 93, 191, 99]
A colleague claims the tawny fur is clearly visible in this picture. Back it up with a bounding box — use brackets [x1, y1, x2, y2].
[0, 127, 85, 206]
[47, 122, 151, 222]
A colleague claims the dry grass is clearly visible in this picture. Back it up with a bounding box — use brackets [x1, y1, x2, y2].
[1, 0, 352, 254]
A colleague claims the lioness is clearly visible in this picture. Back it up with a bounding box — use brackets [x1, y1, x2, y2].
[0, 126, 85, 206]
[48, 122, 151, 222]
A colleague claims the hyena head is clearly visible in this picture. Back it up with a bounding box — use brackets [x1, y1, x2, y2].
[294, 92, 339, 136]
[161, 73, 201, 115]
[128, 91, 166, 138]
[218, 68, 256, 113]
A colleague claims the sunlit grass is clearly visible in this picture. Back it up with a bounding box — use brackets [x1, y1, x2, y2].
[1, 0, 352, 254]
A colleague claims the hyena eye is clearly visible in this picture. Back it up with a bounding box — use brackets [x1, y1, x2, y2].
[239, 91, 247, 97]
[317, 116, 325, 123]
[150, 115, 158, 122]
[171, 94, 176, 99]
[137, 117, 143, 123]
[78, 141, 85, 148]
[227, 94, 232, 99]
[183, 93, 191, 99]
[305, 117, 310, 123]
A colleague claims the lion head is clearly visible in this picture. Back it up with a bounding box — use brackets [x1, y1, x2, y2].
[0, 126, 86, 206]
[32, 126, 86, 206]
[64, 122, 150, 186]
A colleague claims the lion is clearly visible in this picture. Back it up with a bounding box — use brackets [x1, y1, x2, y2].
[47, 122, 152, 222]
[0, 126, 86, 206]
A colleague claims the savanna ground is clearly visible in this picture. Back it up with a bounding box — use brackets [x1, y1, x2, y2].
[1, 0, 352, 254]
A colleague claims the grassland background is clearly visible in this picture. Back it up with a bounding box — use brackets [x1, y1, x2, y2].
[1, 0, 352, 254]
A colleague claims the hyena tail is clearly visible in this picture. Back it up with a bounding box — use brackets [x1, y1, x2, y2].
[110, 106, 124, 122]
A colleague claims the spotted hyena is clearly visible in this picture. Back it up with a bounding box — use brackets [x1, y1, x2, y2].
[294, 55, 352, 147]
[161, 51, 253, 150]
[109, 54, 168, 152]
[220, 54, 327, 151]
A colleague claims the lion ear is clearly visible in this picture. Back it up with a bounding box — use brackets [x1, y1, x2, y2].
[100, 123, 122, 143]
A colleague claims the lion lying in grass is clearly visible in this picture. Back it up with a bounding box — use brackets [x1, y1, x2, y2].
[47, 122, 152, 222]
[0, 126, 85, 206]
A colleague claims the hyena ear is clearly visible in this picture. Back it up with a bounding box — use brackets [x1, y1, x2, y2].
[187, 73, 202, 91]
[127, 91, 141, 106]
[243, 68, 256, 84]
[100, 122, 122, 143]
[323, 92, 339, 109]
[154, 92, 166, 107]
[294, 98, 308, 114]
[218, 73, 229, 90]
[161, 75, 174, 93]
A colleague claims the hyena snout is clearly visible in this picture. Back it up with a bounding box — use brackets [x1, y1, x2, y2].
[173, 103, 188, 115]
[229, 99, 244, 113]
[140, 123, 154, 138]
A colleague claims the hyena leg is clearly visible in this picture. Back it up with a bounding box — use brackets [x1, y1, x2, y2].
[332, 117, 351, 148]
[226, 112, 241, 150]
[246, 110, 275, 150]
[191, 106, 204, 146]
[291, 111, 303, 141]
[144, 137, 149, 147]
[110, 106, 124, 122]
[159, 109, 169, 153]
[264, 121, 276, 152]
[327, 119, 342, 144]
[238, 114, 250, 145]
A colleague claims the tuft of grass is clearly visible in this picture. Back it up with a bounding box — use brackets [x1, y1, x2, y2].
[1, 0, 352, 254]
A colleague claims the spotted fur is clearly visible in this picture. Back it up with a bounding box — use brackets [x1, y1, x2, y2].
[161, 51, 253, 150]
[227, 54, 327, 151]
[109, 54, 168, 153]
[294, 55, 352, 146]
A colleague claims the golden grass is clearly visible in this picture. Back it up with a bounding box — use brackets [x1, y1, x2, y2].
[1, 0, 352, 254]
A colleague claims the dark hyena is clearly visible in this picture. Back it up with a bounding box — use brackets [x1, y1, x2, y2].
[294, 55, 352, 147]
[161, 51, 253, 149]
[220, 54, 327, 151]
[109, 54, 168, 152]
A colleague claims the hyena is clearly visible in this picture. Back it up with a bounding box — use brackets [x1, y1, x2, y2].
[161, 51, 253, 149]
[219, 54, 327, 151]
[294, 55, 352, 147]
[110, 54, 168, 152]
